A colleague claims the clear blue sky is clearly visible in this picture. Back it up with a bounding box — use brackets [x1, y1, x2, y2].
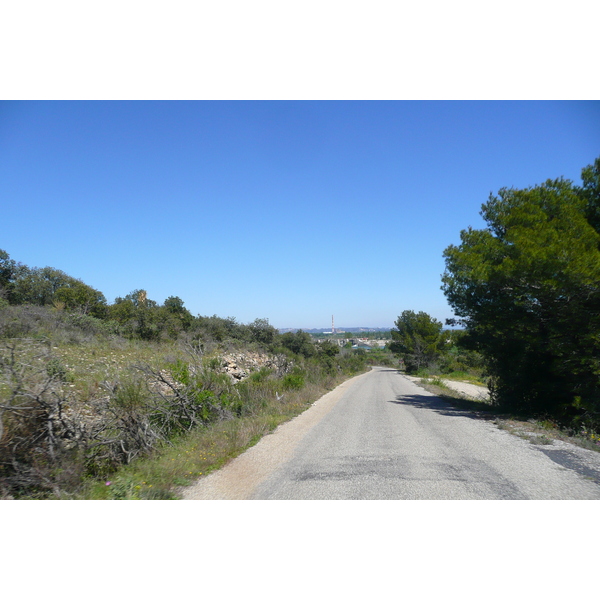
[1, 101, 599, 329]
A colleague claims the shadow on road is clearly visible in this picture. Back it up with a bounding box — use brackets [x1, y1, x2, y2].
[389, 394, 496, 422]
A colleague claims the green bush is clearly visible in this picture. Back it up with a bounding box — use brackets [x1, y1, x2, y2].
[282, 368, 305, 390]
[45, 357, 72, 382]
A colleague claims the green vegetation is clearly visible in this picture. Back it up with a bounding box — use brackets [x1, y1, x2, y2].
[442, 156, 600, 431]
[0, 252, 397, 498]
[389, 310, 445, 372]
[389, 310, 484, 381]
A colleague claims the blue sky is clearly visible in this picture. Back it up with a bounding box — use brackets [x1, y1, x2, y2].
[1, 101, 599, 329]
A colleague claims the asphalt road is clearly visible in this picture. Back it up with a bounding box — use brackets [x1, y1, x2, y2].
[184, 368, 600, 500]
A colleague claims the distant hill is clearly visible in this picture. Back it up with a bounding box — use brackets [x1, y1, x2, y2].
[279, 327, 391, 334]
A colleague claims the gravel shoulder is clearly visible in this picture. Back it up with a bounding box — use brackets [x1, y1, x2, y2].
[404, 375, 490, 400]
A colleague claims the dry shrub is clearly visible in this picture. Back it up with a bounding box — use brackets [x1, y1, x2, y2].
[0, 339, 86, 497]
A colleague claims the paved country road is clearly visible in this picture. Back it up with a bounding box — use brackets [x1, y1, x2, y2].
[183, 367, 600, 500]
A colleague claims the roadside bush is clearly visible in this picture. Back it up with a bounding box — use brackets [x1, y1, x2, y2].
[337, 349, 368, 374]
[282, 367, 306, 390]
[235, 372, 280, 416]
[95, 374, 161, 468]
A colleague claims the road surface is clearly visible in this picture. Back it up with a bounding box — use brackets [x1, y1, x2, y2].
[183, 367, 600, 500]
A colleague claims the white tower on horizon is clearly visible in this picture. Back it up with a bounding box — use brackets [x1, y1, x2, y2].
[332, 315, 335, 334]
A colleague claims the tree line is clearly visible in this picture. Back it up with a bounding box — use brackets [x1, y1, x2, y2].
[0, 254, 269, 345]
[0, 249, 381, 373]
[391, 156, 600, 430]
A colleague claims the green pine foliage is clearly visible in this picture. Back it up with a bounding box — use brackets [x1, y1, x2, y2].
[442, 157, 600, 426]
[389, 310, 445, 373]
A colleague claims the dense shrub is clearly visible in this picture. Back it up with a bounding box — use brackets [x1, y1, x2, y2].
[282, 368, 306, 390]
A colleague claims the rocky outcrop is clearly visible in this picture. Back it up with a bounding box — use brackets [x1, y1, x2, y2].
[220, 351, 291, 382]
